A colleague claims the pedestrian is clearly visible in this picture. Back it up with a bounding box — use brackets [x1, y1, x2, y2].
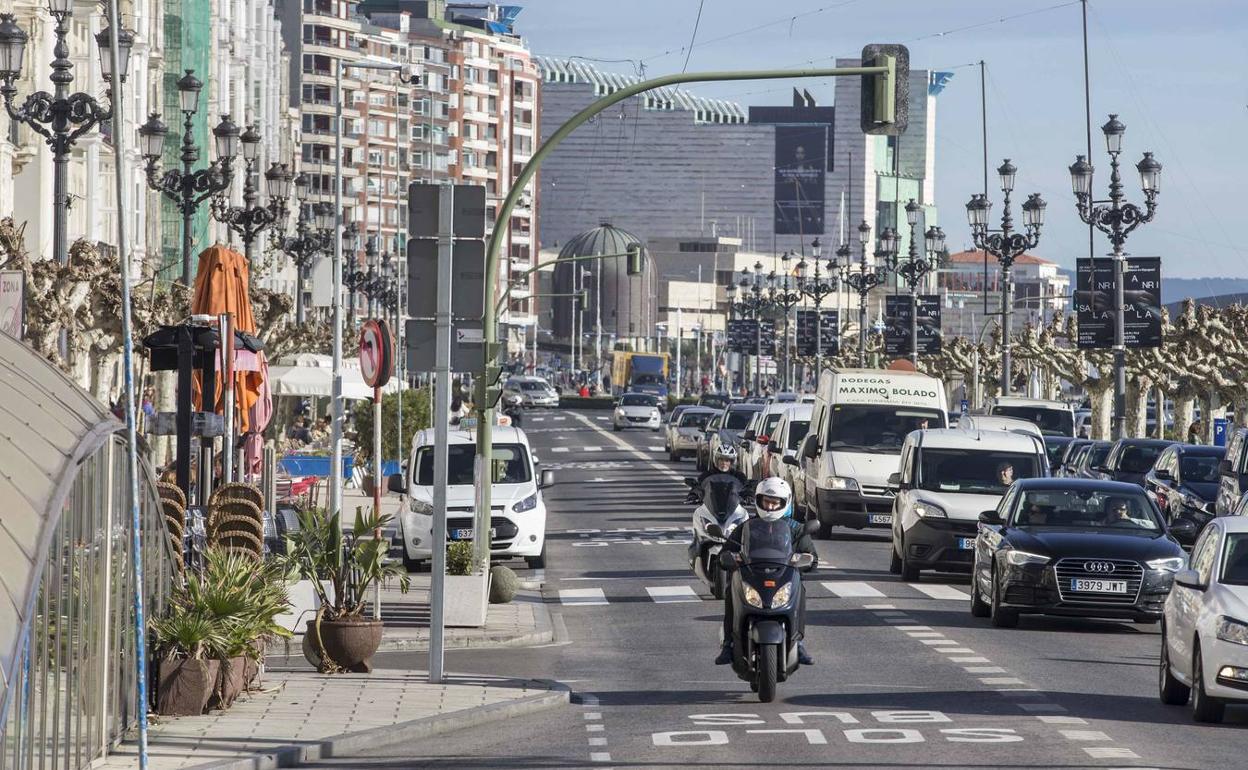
[1188, 420, 1202, 444]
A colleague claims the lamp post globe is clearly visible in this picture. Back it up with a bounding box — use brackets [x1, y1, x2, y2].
[176, 69, 202, 114]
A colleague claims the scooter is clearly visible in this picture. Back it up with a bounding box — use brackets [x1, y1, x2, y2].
[684, 474, 751, 600]
[708, 518, 817, 703]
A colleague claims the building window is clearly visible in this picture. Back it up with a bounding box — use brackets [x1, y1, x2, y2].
[413, 98, 429, 116]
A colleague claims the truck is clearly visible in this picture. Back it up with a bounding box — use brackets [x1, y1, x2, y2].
[611, 352, 670, 398]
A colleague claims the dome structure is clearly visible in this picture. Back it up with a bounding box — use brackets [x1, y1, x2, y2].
[551, 223, 657, 360]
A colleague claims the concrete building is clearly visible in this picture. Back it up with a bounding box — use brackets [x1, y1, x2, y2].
[938, 250, 1071, 340]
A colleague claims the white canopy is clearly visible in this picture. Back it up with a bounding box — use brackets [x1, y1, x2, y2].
[268, 353, 400, 400]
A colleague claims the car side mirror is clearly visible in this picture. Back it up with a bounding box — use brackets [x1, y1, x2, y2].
[801, 436, 819, 460]
[705, 522, 725, 541]
[887, 472, 902, 490]
[802, 518, 820, 536]
[978, 510, 1003, 525]
[684, 477, 698, 488]
[743, 429, 757, 442]
[1153, 468, 1172, 481]
[386, 473, 406, 494]
[539, 469, 555, 489]
[767, 441, 781, 454]
[1169, 518, 1198, 542]
[782, 455, 799, 467]
[1173, 568, 1205, 591]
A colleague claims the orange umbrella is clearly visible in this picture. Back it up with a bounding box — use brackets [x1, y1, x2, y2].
[191, 245, 265, 433]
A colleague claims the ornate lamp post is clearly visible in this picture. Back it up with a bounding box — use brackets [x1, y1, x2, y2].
[772, 252, 804, 391]
[876, 227, 900, 292]
[796, 238, 838, 375]
[843, 221, 884, 367]
[211, 124, 292, 263]
[139, 70, 241, 286]
[738, 261, 774, 393]
[1070, 114, 1160, 440]
[966, 159, 1045, 395]
[277, 178, 334, 323]
[343, 231, 373, 324]
[0, 6, 133, 264]
[896, 197, 946, 364]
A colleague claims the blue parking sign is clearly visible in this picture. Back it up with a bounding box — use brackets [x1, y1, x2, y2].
[960, 399, 969, 415]
[1214, 417, 1229, 447]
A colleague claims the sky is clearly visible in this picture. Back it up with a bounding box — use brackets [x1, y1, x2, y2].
[514, 0, 1248, 279]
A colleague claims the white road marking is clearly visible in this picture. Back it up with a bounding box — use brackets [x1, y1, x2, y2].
[530, 417, 546, 422]
[964, 666, 1007, 674]
[586, 724, 605, 732]
[552, 447, 570, 453]
[863, 603, 895, 609]
[584, 446, 603, 452]
[646, 586, 701, 603]
[1018, 703, 1067, 713]
[938, 648, 976, 654]
[581, 694, 600, 706]
[910, 584, 970, 600]
[553, 416, 567, 421]
[649, 446, 665, 452]
[1060, 730, 1112, 741]
[1035, 715, 1087, 725]
[822, 581, 885, 597]
[590, 752, 612, 762]
[588, 737, 608, 746]
[921, 639, 961, 646]
[981, 677, 1027, 685]
[948, 656, 991, 663]
[561, 589, 608, 606]
[583, 711, 602, 720]
[895, 625, 934, 631]
[1084, 747, 1138, 759]
[905, 632, 944, 638]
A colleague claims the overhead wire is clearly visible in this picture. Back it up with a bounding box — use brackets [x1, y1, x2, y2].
[681, 0, 707, 74]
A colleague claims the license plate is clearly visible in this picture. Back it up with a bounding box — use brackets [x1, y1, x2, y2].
[1071, 578, 1128, 594]
[451, 528, 496, 541]
[957, 537, 976, 550]
[868, 514, 892, 524]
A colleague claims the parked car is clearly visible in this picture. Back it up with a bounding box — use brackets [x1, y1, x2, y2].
[1057, 439, 1096, 477]
[770, 404, 812, 496]
[695, 411, 723, 471]
[1145, 444, 1225, 547]
[740, 402, 791, 480]
[1072, 440, 1114, 479]
[668, 407, 716, 462]
[970, 478, 1188, 627]
[1043, 436, 1077, 475]
[1100, 438, 1176, 487]
[1160, 516, 1248, 722]
[663, 403, 694, 439]
[704, 402, 764, 471]
[1216, 427, 1248, 516]
[612, 392, 663, 432]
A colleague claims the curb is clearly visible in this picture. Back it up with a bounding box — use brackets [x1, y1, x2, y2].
[184, 679, 570, 770]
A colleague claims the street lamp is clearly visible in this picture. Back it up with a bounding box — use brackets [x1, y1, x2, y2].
[843, 221, 884, 367]
[772, 251, 804, 391]
[277, 176, 335, 323]
[344, 234, 375, 324]
[0, 7, 133, 265]
[1069, 114, 1160, 440]
[211, 125, 292, 263]
[140, 69, 240, 286]
[738, 264, 774, 393]
[966, 158, 1045, 395]
[896, 197, 945, 364]
[796, 237, 839, 374]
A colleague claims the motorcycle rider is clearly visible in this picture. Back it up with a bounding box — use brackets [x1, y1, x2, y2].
[714, 476, 817, 666]
[687, 445, 747, 503]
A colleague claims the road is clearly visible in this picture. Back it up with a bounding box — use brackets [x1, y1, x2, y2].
[309, 407, 1245, 769]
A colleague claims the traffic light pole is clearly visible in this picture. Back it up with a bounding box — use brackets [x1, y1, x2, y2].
[475, 62, 894, 566]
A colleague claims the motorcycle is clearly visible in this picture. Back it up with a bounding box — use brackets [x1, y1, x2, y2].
[684, 474, 751, 600]
[501, 391, 524, 428]
[708, 517, 817, 703]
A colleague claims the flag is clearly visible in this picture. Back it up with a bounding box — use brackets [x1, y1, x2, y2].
[928, 71, 955, 96]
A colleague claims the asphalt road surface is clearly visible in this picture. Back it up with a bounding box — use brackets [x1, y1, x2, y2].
[307, 408, 1246, 769]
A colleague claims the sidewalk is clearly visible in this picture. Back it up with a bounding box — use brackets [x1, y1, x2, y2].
[101, 670, 566, 770]
[368, 576, 554, 652]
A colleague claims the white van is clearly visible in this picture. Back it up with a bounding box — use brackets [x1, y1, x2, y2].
[958, 414, 1044, 441]
[888, 428, 1048, 581]
[987, 396, 1075, 437]
[388, 424, 553, 570]
[797, 369, 948, 536]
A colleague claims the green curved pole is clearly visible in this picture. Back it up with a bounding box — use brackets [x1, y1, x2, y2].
[471, 64, 888, 567]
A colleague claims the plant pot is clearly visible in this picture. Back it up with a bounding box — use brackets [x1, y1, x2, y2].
[445, 573, 491, 628]
[156, 658, 220, 716]
[208, 656, 248, 710]
[303, 618, 384, 673]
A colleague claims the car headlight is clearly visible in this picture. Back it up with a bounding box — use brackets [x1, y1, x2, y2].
[1146, 556, 1186, 572]
[512, 493, 538, 513]
[743, 585, 764, 608]
[824, 476, 858, 491]
[914, 501, 947, 519]
[1005, 550, 1049, 567]
[615, 408, 626, 417]
[1180, 493, 1209, 513]
[409, 498, 433, 515]
[1216, 616, 1248, 646]
[770, 583, 793, 608]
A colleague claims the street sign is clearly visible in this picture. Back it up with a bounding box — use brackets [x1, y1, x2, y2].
[1215, 417, 1229, 447]
[456, 327, 483, 343]
[408, 238, 485, 321]
[408, 183, 487, 239]
[358, 319, 393, 388]
[0, 270, 23, 338]
[884, 295, 942, 355]
[725, 318, 776, 356]
[406, 319, 510, 372]
[795, 309, 839, 357]
[1075, 257, 1162, 350]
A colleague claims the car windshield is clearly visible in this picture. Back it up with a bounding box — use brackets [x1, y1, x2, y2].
[787, 420, 810, 451]
[825, 405, 946, 453]
[991, 405, 1073, 436]
[1120, 444, 1166, 473]
[725, 408, 760, 430]
[1085, 443, 1112, 468]
[761, 413, 784, 437]
[1044, 440, 1070, 467]
[415, 443, 530, 485]
[700, 395, 730, 409]
[621, 394, 657, 406]
[918, 450, 1043, 494]
[1180, 454, 1222, 483]
[1221, 534, 1248, 586]
[680, 411, 713, 429]
[1012, 489, 1161, 531]
[518, 381, 548, 392]
[739, 517, 794, 564]
[633, 373, 664, 386]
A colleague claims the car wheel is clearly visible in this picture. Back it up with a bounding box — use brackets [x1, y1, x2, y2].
[816, 519, 833, 540]
[888, 544, 902, 575]
[1191, 645, 1226, 723]
[1158, 624, 1190, 705]
[612, 424, 621, 432]
[899, 538, 920, 583]
[970, 569, 991, 618]
[989, 567, 1019, 629]
[525, 542, 547, 570]
[402, 555, 426, 573]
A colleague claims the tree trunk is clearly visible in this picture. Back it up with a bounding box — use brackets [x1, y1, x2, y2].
[1125, 380, 1149, 439]
[1175, 395, 1196, 443]
[1091, 386, 1113, 440]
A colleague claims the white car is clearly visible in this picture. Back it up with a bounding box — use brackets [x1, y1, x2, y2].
[1160, 516, 1248, 722]
[772, 404, 813, 505]
[506, 375, 560, 408]
[613, 392, 662, 431]
[669, 407, 716, 461]
[390, 425, 552, 570]
[958, 414, 1044, 441]
[740, 402, 792, 480]
[889, 428, 1048, 582]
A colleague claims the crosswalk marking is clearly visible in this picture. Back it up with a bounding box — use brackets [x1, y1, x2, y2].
[584, 446, 602, 452]
[559, 588, 608, 605]
[821, 581, 885, 598]
[649, 446, 664, 452]
[910, 584, 970, 601]
[1083, 747, 1138, 759]
[645, 586, 701, 603]
[551, 447, 569, 453]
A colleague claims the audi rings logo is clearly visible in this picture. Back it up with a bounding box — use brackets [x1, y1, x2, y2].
[1084, 561, 1116, 573]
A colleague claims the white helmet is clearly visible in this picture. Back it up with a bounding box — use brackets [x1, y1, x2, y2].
[755, 477, 793, 521]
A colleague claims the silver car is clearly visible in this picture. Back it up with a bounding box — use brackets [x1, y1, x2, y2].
[506, 376, 560, 408]
[669, 407, 717, 462]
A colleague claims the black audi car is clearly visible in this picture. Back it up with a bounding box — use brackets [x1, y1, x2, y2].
[1143, 443, 1225, 547]
[970, 478, 1191, 628]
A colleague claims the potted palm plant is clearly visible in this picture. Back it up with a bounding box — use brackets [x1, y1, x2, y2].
[283, 506, 410, 673]
[152, 606, 226, 716]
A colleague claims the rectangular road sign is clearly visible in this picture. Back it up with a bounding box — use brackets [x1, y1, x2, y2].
[407, 238, 485, 321]
[408, 183, 487, 239]
[406, 320, 511, 372]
